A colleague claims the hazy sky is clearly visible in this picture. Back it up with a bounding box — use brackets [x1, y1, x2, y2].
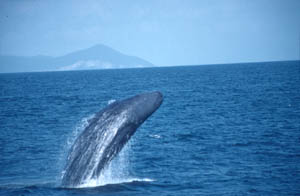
[0, 0, 299, 66]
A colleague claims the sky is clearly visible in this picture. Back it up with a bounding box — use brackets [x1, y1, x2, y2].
[0, 0, 299, 66]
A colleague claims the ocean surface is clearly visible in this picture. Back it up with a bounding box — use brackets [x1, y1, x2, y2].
[0, 61, 300, 195]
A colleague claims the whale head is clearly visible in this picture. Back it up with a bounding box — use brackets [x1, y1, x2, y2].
[124, 91, 163, 124]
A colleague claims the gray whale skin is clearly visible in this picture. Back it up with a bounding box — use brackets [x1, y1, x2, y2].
[61, 91, 163, 187]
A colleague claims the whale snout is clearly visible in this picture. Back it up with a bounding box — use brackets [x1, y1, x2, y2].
[128, 91, 163, 124]
[154, 91, 163, 103]
[148, 91, 163, 109]
[141, 91, 163, 112]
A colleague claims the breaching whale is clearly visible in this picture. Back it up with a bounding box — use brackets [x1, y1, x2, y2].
[61, 91, 163, 187]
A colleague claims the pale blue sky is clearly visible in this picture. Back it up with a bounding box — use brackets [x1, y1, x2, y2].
[0, 0, 299, 66]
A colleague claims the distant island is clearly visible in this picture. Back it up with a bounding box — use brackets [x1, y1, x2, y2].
[0, 44, 154, 73]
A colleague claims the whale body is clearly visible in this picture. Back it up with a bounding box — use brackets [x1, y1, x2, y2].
[61, 91, 163, 187]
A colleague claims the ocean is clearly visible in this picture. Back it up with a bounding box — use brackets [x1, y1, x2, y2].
[0, 61, 300, 195]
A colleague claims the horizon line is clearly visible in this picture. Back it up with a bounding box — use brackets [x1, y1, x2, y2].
[0, 59, 299, 74]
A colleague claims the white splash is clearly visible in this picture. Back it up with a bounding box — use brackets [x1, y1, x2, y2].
[62, 111, 153, 188]
[59, 114, 95, 180]
[82, 110, 129, 182]
[66, 114, 94, 146]
[149, 134, 161, 139]
[107, 99, 116, 105]
[76, 137, 154, 188]
[78, 178, 154, 188]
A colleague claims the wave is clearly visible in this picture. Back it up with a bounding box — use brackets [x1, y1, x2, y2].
[76, 178, 154, 188]
[0, 180, 56, 189]
[149, 134, 161, 139]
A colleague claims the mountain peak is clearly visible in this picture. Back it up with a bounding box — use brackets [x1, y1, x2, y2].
[88, 44, 113, 50]
[76, 44, 123, 57]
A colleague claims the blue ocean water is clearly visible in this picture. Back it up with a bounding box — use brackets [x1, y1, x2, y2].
[0, 61, 300, 195]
